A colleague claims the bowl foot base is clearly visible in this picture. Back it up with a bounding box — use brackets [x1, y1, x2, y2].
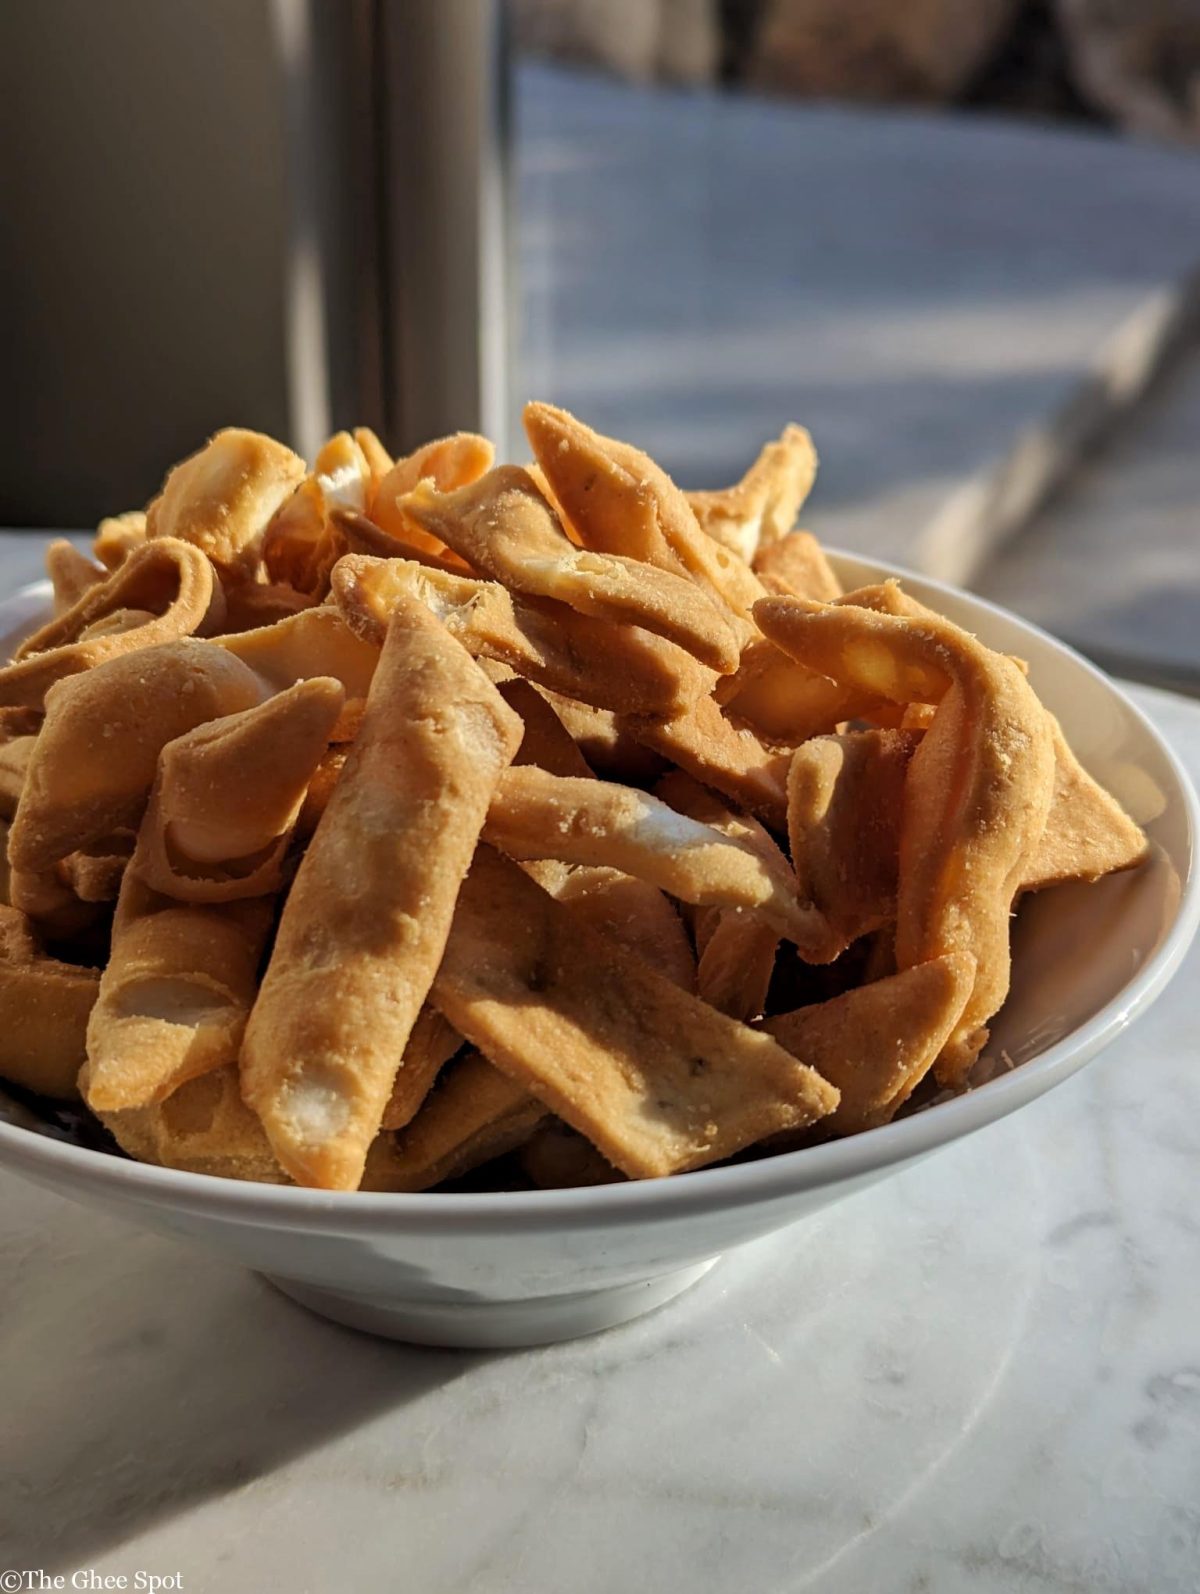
[264, 1258, 720, 1348]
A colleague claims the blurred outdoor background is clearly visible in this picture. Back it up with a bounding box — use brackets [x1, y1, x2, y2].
[3, 0, 1198, 687]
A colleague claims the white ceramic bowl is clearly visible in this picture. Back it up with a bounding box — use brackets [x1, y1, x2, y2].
[1, 555, 1196, 1348]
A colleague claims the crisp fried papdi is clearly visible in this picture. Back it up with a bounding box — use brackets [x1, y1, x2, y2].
[46, 541, 106, 614]
[239, 601, 522, 1190]
[756, 595, 1055, 1083]
[146, 427, 306, 578]
[432, 847, 838, 1178]
[0, 905, 98, 1099]
[261, 430, 375, 595]
[523, 401, 766, 626]
[1024, 716, 1147, 890]
[787, 729, 921, 960]
[215, 607, 378, 736]
[8, 641, 264, 874]
[763, 953, 975, 1134]
[0, 539, 225, 709]
[137, 677, 343, 902]
[93, 510, 147, 571]
[402, 466, 740, 671]
[82, 877, 273, 1112]
[364, 1050, 546, 1192]
[687, 425, 818, 564]
[370, 431, 494, 560]
[332, 553, 714, 717]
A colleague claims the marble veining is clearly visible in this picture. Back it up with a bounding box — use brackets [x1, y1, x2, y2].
[0, 682, 1197, 1594]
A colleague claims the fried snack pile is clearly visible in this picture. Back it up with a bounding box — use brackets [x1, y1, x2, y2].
[0, 411, 1149, 1191]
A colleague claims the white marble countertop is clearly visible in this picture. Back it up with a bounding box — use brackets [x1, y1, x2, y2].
[1, 682, 1197, 1594]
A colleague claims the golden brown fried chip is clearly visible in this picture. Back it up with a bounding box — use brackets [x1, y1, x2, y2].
[8, 640, 264, 873]
[81, 875, 274, 1112]
[533, 690, 670, 784]
[0, 905, 98, 1099]
[98, 1065, 287, 1184]
[687, 425, 818, 564]
[485, 766, 821, 948]
[403, 466, 740, 672]
[61, 831, 136, 903]
[239, 600, 523, 1190]
[370, 430, 495, 559]
[380, 1006, 464, 1132]
[1023, 717, 1148, 891]
[0, 735, 34, 821]
[137, 677, 343, 903]
[523, 402, 766, 627]
[762, 952, 975, 1134]
[432, 847, 838, 1178]
[363, 1050, 546, 1193]
[499, 676, 593, 777]
[146, 427, 306, 579]
[547, 864, 695, 991]
[753, 530, 842, 601]
[714, 637, 886, 745]
[332, 553, 715, 718]
[756, 596, 1055, 1082]
[0, 539, 225, 709]
[787, 729, 921, 960]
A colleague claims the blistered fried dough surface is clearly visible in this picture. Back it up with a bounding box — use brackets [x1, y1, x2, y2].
[402, 467, 740, 672]
[787, 729, 921, 960]
[622, 695, 792, 832]
[146, 427, 306, 578]
[753, 530, 843, 601]
[363, 1050, 546, 1193]
[240, 601, 523, 1191]
[687, 425, 818, 564]
[0, 540, 224, 709]
[486, 766, 821, 948]
[523, 402, 766, 625]
[432, 847, 838, 1178]
[137, 677, 344, 902]
[763, 953, 974, 1134]
[380, 1006, 464, 1132]
[1024, 717, 1148, 891]
[82, 877, 273, 1112]
[9, 641, 265, 874]
[756, 596, 1056, 1082]
[0, 905, 98, 1099]
[332, 554, 715, 718]
[98, 1065, 287, 1184]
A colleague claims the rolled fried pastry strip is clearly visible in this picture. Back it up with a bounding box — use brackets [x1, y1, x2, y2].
[98, 1065, 287, 1184]
[332, 553, 715, 718]
[137, 677, 344, 902]
[0, 905, 98, 1098]
[402, 466, 740, 672]
[147, 427, 306, 578]
[239, 599, 523, 1190]
[787, 729, 921, 960]
[432, 847, 838, 1178]
[485, 765, 822, 949]
[0, 539, 225, 709]
[82, 875, 274, 1111]
[8, 640, 264, 873]
[523, 401, 766, 627]
[755, 595, 1055, 1082]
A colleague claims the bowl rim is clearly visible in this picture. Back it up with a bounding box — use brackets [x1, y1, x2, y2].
[1, 553, 1197, 1230]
